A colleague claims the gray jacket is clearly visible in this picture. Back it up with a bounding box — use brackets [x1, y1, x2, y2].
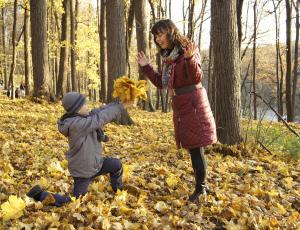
[57, 102, 125, 178]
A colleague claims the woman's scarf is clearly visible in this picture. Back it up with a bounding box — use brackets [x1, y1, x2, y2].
[162, 46, 181, 88]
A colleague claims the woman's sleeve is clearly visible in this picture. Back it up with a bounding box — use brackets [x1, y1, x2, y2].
[140, 64, 163, 89]
[184, 52, 204, 84]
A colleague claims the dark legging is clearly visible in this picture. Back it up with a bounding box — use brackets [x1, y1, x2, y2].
[188, 147, 207, 190]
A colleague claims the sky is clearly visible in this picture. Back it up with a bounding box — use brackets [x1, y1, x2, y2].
[168, 0, 297, 49]
[89, 0, 298, 50]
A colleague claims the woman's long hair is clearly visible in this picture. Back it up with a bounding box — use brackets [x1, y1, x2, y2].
[151, 19, 190, 56]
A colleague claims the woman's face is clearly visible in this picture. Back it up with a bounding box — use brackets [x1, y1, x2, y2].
[155, 31, 170, 49]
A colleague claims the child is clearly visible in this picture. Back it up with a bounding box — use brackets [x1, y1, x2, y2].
[27, 92, 131, 206]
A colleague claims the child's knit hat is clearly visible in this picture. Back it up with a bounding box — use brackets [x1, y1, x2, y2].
[62, 92, 86, 114]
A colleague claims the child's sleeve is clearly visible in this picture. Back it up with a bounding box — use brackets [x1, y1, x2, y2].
[76, 102, 125, 135]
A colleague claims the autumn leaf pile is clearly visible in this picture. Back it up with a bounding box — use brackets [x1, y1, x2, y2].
[0, 95, 299, 229]
[113, 76, 148, 102]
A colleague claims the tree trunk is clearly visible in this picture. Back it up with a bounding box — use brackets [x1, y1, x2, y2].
[126, 0, 135, 77]
[211, 0, 243, 144]
[183, 0, 185, 35]
[30, 0, 50, 98]
[70, 0, 77, 91]
[24, 6, 31, 95]
[237, 0, 244, 49]
[187, 0, 195, 40]
[285, 0, 293, 121]
[208, 29, 215, 115]
[272, 0, 281, 120]
[197, 0, 208, 50]
[292, 0, 299, 120]
[106, 0, 127, 102]
[1, 8, 8, 90]
[56, 0, 70, 97]
[169, 0, 171, 18]
[99, 0, 106, 102]
[8, 0, 18, 99]
[75, 0, 79, 92]
[252, 0, 257, 119]
[135, 0, 155, 111]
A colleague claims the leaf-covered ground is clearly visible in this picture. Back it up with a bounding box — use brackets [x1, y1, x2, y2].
[0, 95, 299, 229]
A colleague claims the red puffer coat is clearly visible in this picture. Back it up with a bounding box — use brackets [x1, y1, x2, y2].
[141, 52, 217, 149]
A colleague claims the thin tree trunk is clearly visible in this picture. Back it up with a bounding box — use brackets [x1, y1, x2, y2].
[75, 0, 79, 92]
[70, 0, 77, 91]
[56, 0, 70, 97]
[252, 0, 257, 120]
[183, 0, 185, 35]
[100, 0, 106, 102]
[272, 0, 281, 120]
[9, 0, 18, 99]
[169, 0, 171, 18]
[187, 0, 195, 40]
[24, 6, 31, 95]
[198, 0, 207, 50]
[292, 0, 299, 119]
[126, 0, 135, 77]
[1, 8, 7, 90]
[285, 0, 293, 121]
[237, 0, 244, 50]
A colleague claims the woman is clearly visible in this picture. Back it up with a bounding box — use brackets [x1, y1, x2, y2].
[136, 19, 217, 202]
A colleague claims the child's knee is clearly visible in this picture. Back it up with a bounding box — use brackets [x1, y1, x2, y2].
[115, 158, 122, 171]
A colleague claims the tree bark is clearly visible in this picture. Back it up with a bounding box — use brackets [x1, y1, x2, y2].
[292, 0, 299, 119]
[8, 0, 18, 99]
[70, 0, 77, 91]
[211, 0, 243, 144]
[237, 0, 244, 49]
[30, 0, 50, 98]
[187, 0, 195, 40]
[285, 0, 293, 121]
[126, 0, 135, 77]
[169, 0, 171, 18]
[252, 0, 257, 119]
[99, 0, 106, 102]
[56, 0, 70, 97]
[197, 0, 208, 50]
[75, 0, 79, 92]
[135, 0, 155, 111]
[1, 8, 8, 90]
[106, 0, 127, 102]
[24, 6, 31, 95]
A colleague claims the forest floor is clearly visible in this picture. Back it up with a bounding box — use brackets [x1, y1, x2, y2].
[0, 95, 299, 229]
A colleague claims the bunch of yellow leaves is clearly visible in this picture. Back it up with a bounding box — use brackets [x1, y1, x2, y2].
[113, 76, 148, 102]
[1, 195, 26, 221]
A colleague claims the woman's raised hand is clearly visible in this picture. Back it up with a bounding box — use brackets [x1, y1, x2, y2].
[136, 51, 150, 67]
[183, 42, 198, 59]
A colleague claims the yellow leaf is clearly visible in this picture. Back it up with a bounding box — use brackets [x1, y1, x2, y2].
[1, 195, 26, 221]
[113, 76, 148, 102]
[276, 203, 287, 215]
[166, 174, 179, 188]
[282, 177, 295, 189]
[154, 201, 168, 213]
[39, 177, 50, 189]
[48, 160, 64, 173]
